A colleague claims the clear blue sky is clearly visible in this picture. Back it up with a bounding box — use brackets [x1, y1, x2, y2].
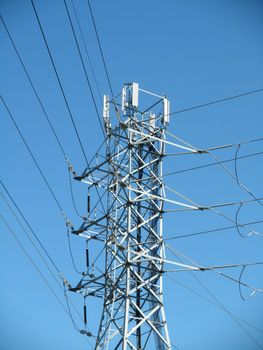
[1, 1, 263, 349]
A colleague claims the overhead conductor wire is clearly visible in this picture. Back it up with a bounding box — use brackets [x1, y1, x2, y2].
[1, 15, 90, 276]
[163, 150, 263, 178]
[209, 150, 263, 208]
[0, 15, 67, 159]
[0, 97, 64, 215]
[0, 182, 78, 308]
[30, 0, 107, 215]
[70, 0, 103, 101]
[166, 273, 263, 350]
[0, 181, 61, 275]
[0, 213, 92, 346]
[169, 88, 263, 117]
[30, 0, 89, 165]
[164, 219, 263, 241]
[86, 0, 114, 98]
[86, 0, 124, 127]
[0, 182, 93, 341]
[165, 247, 263, 350]
[165, 183, 263, 238]
[63, 0, 105, 138]
[0, 214, 69, 315]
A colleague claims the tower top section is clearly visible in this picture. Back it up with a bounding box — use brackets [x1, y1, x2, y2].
[102, 82, 170, 136]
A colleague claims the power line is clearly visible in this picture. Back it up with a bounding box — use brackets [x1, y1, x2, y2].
[0, 15, 67, 159]
[165, 134, 263, 226]
[163, 151, 263, 178]
[165, 182, 263, 239]
[30, 0, 107, 216]
[30, 0, 89, 165]
[166, 275, 263, 345]
[86, 0, 124, 129]
[0, 213, 68, 314]
[169, 88, 263, 116]
[165, 135, 263, 156]
[86, 0, 114, 98]
[1, 97, 65, 215]
[1, 15, 104, 226]
[209, 151, 263, 209]
[165, 244, 263, 293]
[0, 180, 61, 274]
[164, 193, 263, 212]
[70, 0, 103, 101]
[66, 225, 82, 275]
[165, 249, 263, 350]
[63, 0, 105, 138]
[165, 219, 263, 241]
[1, 15, 101, 232]
[1, 182, 93, 341]
[0, 212, 92, 347]
[68, 168, 84, 219]
[0, 190, 61, 282]
[206, 136, 263, 152]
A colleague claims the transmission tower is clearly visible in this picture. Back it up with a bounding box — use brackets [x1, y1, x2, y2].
[70, 83, 172, 349]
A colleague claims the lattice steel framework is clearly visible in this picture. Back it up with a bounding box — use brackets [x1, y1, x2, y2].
[70, 83, 172, 349]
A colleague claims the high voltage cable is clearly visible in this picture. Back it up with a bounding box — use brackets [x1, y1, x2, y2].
[165, 244, 263, 293]
[0, 190, 61, 284]
[166, 183, 263, 238]
[86, 0, 125, 131]
[166, 275, 263, 348]
[30, 0, 89, 165]
[165, 219, 263, 241]
[68, 169, 84, 219]
[191, 142, 263, 232]
[87, 1, 263, 126]
[70, 0, 103, 101]
[0, 183, 93, 343]
[66, 225, 82, 275]
[0, 213, 68, 314]
[0, 188, 81, 309]
[206, 137, 263, 152]
[30, 0, 107, 215]
[169, 88, 263, 116]
[0, 213, 93, 347]
[0, 180, 61, 274]
[0, 15, 67, 159]
[1, 96, 95, 278]
[165, 250, 263, 349]
[86, 0, 114, 98]
[1, 13, 105, 217]
[0, 189, 77, 311]
[209, 151, 263, 209]
[1, 97, 65, 215]
[168, 275, 263, 333]
[165, 133, 263, 155]
[163, 151, 263, 178]
[164, 195, 263, 212]
[63, 0, 105, 138]
[1, 15, 86, 221]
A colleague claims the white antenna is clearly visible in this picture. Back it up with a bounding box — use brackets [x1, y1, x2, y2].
[103, 95, 111, 135]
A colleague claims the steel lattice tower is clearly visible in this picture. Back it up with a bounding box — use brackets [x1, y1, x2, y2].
[70, 83, 171, 350]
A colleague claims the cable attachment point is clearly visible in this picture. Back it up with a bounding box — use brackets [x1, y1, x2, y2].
[61, 211, 74, 230]
[80, 330, 92, 337]
[197, 206, 208, 211]
[62, 276, 72, 289]
[196, 149, 208, 154]
[65, 155, 77, 177]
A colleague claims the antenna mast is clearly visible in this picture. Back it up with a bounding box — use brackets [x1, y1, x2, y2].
[71, 83, 171, 349]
